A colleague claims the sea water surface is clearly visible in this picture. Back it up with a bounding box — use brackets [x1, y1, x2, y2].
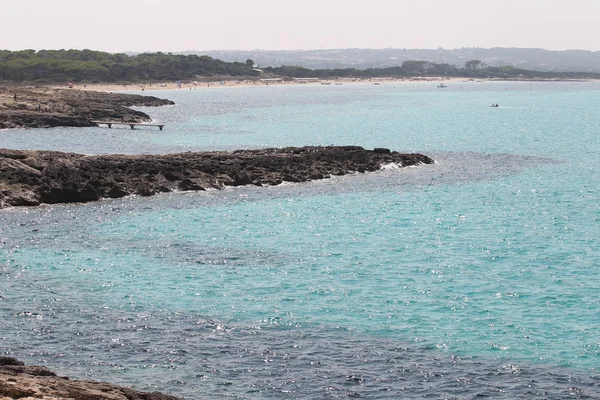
[1, 81, 600, 398]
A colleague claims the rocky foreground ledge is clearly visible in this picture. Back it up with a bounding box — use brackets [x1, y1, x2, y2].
[0, 86, 174, 129]
[0, 357, 181, 400]
[0, 146, 434, 209]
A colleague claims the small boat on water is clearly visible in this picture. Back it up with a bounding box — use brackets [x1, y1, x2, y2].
[321, 82, 331, 85]
[437, 83, 447, 88]
[489, 103, 499, 108]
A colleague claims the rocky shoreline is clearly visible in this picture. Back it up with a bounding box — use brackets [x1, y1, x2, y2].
[0, 86, 174, 129]
[0, 356, 181, 400]
[0, 146, 434, 209]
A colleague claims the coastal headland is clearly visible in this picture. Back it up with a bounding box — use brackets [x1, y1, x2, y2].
[0, 146, 434, 209]
[0, 85, 433, 209]
[0, 86, 174, 130]
[0, 356, 181, 400]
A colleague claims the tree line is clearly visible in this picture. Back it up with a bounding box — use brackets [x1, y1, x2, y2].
[1, 50, 598, 83]
[0, 49, 259, 82]
[263, 60, 600, 80]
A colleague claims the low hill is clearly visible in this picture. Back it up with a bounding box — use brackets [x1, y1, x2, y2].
[1, 49, 600, 84]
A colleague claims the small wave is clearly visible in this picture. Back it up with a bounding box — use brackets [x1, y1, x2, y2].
[380, 162, 403, 171]
[380, 161, 434, 171]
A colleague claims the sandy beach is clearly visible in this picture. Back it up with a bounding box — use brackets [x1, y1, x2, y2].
[45, 75, 600, 93]
[61, 77, 470, 93]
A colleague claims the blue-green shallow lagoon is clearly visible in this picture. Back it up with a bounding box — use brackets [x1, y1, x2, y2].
[1, 81, 600, 398]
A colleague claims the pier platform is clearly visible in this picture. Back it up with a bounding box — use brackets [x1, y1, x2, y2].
[92, 121, 165, 130]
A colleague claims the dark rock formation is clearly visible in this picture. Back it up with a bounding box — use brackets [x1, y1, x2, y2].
[0, 86, 174, 129]
[0, 356, 182, 399]
[0, 146, 434, 209]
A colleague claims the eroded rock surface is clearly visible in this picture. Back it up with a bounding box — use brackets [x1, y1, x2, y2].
[0, 356, 181, 400]
[0, 146, 434, 209]
[0, 86, 173, 129]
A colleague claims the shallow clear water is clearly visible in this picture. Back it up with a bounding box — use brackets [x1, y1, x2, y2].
[1, 81, 600, 398]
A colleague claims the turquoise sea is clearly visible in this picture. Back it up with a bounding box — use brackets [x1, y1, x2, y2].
[1, 81, 600, 398]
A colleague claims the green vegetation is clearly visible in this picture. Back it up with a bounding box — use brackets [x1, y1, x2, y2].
[264, 60, 600, 80]
[0, 49, 259, 82]
[1, 49, 599, 83]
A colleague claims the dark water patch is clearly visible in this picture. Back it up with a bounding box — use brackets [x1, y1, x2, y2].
[0, 149, 587, 399]
[2, 314, 599, 399]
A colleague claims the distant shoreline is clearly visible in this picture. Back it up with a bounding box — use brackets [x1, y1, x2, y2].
[56, 77, 463, 93]
[2, 77, 597, 130]
[64, 77, 600, 93]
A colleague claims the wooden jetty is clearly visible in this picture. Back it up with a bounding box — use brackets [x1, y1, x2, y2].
[92, 121, 165, 130]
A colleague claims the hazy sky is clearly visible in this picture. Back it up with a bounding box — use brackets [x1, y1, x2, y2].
[2, 0, 599, 52]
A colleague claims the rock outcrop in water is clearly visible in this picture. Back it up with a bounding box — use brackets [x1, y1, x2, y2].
[0, 356, 181, 400]
[0, 86, 174, 129]
[0, 146, 433, 209]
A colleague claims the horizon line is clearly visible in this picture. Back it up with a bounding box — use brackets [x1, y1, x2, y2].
[3, 46, 600, 54]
